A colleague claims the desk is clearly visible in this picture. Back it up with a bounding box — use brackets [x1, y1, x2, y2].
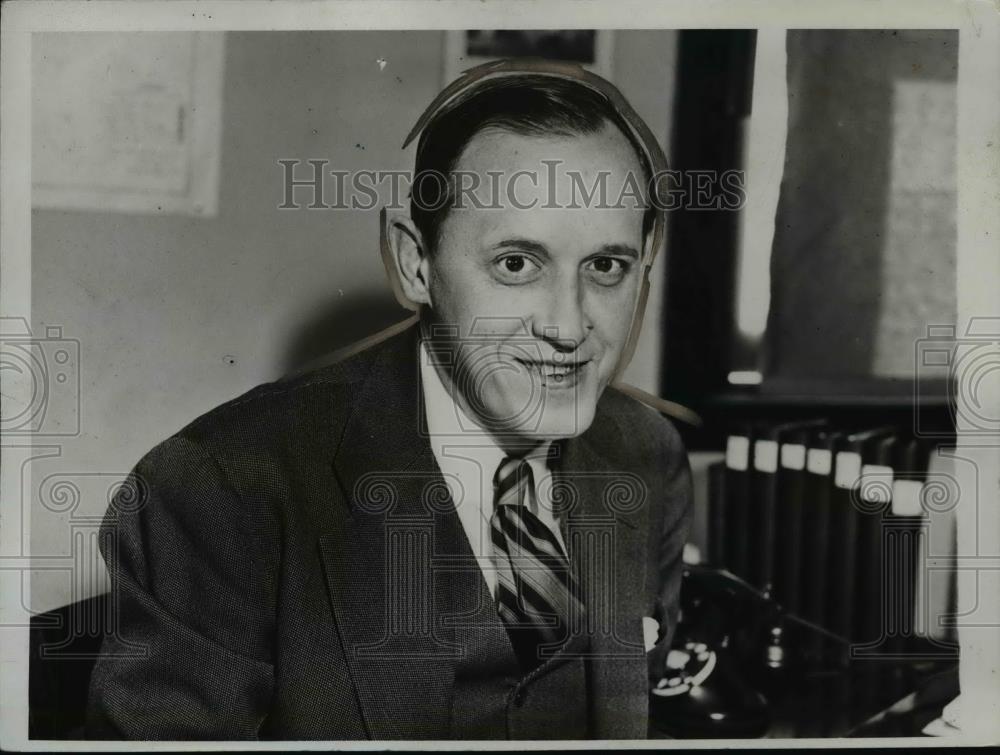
[649, 659, 957, 739]
[767, 661, 956, 738]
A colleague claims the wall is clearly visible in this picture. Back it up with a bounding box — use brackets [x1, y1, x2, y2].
[30, 30, 680, 612]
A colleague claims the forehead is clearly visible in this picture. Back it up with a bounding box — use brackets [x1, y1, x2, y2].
[440, 127, 648, 249]
[454, 125, 646, 186]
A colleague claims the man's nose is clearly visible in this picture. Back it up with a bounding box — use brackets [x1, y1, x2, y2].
[531, 282, 591, 350]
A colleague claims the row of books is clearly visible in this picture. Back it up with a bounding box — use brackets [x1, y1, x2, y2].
[707, 422, 957, 657]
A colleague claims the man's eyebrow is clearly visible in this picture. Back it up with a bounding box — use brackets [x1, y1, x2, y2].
[492, 238, 550, 255]
[594, 244, 640, 260]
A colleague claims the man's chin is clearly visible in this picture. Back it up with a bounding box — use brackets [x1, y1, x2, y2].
[468, 380, 602, 443]
[505, 405, 597, 444]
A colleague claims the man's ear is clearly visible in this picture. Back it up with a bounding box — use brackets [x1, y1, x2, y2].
[641, 221, 660, 270]
[381, 211, 433, 309]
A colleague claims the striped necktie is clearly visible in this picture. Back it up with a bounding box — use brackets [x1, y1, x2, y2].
[490, 455, 585, 671]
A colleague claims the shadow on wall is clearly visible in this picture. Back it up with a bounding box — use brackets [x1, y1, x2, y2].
[281, 288, 413, 376]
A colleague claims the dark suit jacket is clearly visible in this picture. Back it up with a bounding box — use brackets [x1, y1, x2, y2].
[86, 325, 692, 740]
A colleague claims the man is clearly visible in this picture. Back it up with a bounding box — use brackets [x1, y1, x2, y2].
[86, 60, 692, 740]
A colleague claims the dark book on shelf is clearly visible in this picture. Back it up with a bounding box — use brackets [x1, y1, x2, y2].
[723, 425, 755, 581]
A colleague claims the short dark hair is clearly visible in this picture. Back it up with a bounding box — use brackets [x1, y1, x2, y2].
[409, 75, 655, 252]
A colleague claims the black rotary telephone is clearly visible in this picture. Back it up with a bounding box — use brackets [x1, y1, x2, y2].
[650, 564, 842, 738]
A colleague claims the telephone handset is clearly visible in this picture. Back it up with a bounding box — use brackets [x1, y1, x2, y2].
[649, 564, 788, 738]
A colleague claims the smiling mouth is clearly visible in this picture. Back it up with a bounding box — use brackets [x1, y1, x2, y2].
[515, 358, 590, 384]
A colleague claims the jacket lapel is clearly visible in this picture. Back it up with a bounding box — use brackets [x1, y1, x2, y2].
[321, 327, 469, 739]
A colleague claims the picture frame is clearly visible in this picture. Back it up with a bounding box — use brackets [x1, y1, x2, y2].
[443, 29, 615, 84]
[32, 32, 225, 217]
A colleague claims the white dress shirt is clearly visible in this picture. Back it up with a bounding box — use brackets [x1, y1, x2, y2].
[419, 341, 565, 598]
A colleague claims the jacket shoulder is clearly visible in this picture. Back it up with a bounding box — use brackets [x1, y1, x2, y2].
[588, 384, 688, 461]
[156, 337, 386, 472]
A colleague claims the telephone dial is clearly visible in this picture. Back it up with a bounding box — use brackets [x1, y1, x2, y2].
[650, 564, 833, 738]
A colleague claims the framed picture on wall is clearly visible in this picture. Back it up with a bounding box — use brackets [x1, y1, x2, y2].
[443, 29, 614, 84]
[32, 32, 225, 217]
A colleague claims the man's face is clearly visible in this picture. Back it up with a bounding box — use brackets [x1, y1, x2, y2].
[421, 124, 647, 444]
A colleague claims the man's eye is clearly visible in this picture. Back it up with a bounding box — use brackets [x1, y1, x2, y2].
[494, 254, 541, 280]
[586, 257, 630, 284]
